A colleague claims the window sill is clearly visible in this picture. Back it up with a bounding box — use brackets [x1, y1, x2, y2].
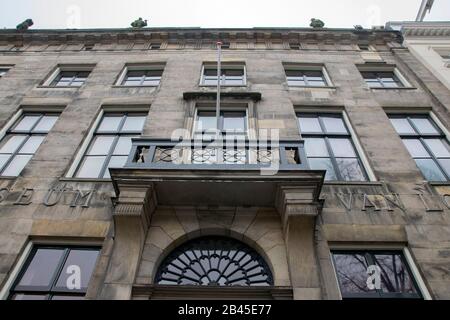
[112, 85, 159, 88]
[288, 85, 337, 90]
[428, 181, 450, 187]
[59, 177, 112, 183]
[323, 180, 381, 186]
[369, 87, 417, 91]
[199, 84, 247, 88]
[37, 85, 81, 89]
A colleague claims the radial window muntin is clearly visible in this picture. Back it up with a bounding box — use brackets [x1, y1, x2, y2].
[155, 237, 273, 287]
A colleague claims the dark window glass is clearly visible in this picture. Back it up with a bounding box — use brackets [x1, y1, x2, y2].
[75, 113, 146, 178]
[285, 68, 327, 87]
[10, 246, 100, 300]
[195, 110, 246, 138]
[332, 251, 422, 299]
[0, 68, 9, 78]
[389, 115, 450, 181]
[298, 114, 367, 182]
[51, 70, 91, 87]
[0, 113, 59, 176]
[361, 71, 404, 88]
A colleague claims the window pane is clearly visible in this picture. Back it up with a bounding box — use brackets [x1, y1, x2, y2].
[97, 116, 122, 132]
[333, 253, 372, 294]
[308, 158, 337, 180]
[298, 117, 322, 133]
[415, 159, 447, 181]
[424, 139, 450, 158]
[197, 113, 216, 131]
[11, 294, 47, 300]
[19, 136, 45, 154]
[0, 154, 10, 170]
[76, 156, 106, 178]
[390, 118, 415, 134]
[103, 156, 128, 178]
[402, 139, 430, 158]
[0, 135, 27, 153]
[304, 138, 329, 157]
[336, 158, 366, 181]
[439, 159, 450, 177]
[55, 249, 99, 291]
[17, 248, 64, 287]
[13, 116, 40, 131]
[374, 254, 418, 294]
[410, 118, 439, 135]
[329, 138, 357, 157]
[121, 116, 146, 132]
[2, 154, 32, 176]
[322, 117, 347, 133]
[33, 116, 58, 132]
[87, 136, 115, 155]
[113, 137, 133, 155]
[223, 113, 246, 131]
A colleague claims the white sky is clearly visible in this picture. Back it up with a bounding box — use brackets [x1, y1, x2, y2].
[1, 0, 449, 29]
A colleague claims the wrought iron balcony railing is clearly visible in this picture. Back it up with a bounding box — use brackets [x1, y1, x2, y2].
[124, 138, 308, 170]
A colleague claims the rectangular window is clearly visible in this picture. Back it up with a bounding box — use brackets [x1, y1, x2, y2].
[149, 43, 161, 50]
[298, 113, 367, 181]
[75, 113, 146, 179]
[121, 69, 163, 86]
[0, 68, 10, 78]
[361, 71, 404, 88]
[195, 110, 247, 139]
[0, 113, 59, 176]
[289, 43, 301, 50]
[50, 71, 90, 87]
[9, 246, 100, 300]
[332, 250, 422, 299]
[201, 64, 246, 86]
[389, 115, 450, 181]
[284, 65, 330, 87]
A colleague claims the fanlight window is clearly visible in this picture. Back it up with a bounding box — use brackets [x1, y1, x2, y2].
[155, 237, 273, 287]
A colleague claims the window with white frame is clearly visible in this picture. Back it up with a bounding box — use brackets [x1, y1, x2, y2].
[9, 245, 100, 300]
[116, 64, 164, 86]
[0, 113, 59, 176]
[284, 64, 331, 87]
[43, 65, 93, 87]
[389, 114, 450, 182]
[201, 63, 246, 86]
[332, 250, 423, 299]
[297, 113, 368, 181]
[358, 65, 410, 88]
[75, 113, 146, 179]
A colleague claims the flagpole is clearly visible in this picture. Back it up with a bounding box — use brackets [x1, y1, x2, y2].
[216, 41, 222, 138]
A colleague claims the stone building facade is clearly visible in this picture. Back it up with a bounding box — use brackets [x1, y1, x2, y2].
[0, 27, 449, 300]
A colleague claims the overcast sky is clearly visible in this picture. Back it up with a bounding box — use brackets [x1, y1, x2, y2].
[1, 0, 449, 30]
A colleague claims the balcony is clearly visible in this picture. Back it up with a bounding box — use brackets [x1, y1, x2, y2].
[110, 138, 325, 207]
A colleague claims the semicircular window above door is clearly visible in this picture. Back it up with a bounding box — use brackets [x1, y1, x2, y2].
[155, 236, 273, 286]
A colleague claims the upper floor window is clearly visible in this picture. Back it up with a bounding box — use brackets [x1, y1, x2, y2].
[201, 63, 246, 86]
[358, 65, 410, 89]
[284, 64, 331, 87]
[149, 42, 161, 50]
[298, 113, 367, 181]
[0, 66, 12, 78]
[43, 65, 94, 88]
[389, 115, 450, 181]
[0, 113, 59, 177]
[332, 250, 422, 299]
[289, 43, 301, 50]
[75, 113, 146, 179]
[9, 246, 100, 300]
[194, 109, 247, 139]
[116, 64, 164, 87]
